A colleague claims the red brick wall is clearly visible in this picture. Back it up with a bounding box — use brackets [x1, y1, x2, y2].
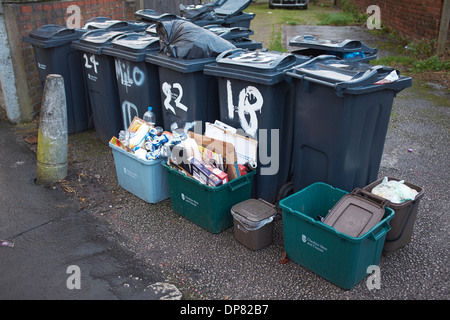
[349, 0, 444, 40]
[6, 0, 136, 117]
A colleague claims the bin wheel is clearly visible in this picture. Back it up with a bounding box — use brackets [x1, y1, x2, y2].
[277, 181, 294, 203]
[280, 251, 290, 264]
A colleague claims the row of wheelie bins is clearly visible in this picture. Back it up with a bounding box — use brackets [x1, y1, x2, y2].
[23, 13, 423, 290]
[22, 17, 412, 206]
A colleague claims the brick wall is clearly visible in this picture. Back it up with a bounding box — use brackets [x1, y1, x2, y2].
[349, 0, 445, 40]
[4, 0, 136, 117]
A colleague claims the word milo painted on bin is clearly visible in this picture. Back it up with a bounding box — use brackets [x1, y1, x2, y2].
[115, 60, 146, 93]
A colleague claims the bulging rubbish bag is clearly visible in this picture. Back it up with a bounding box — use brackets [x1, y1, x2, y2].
[156, 20, 236, 59]
[371, 177, 419, 203]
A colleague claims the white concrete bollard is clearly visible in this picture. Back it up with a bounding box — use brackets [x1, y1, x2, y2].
[36, 74, 68, 185]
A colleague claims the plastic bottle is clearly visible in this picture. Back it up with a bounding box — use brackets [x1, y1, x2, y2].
[143, 107, 156, 126]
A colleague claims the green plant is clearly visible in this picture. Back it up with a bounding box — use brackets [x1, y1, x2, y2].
[413, 56, 450, 72]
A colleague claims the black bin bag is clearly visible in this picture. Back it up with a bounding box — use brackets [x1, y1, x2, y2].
[156, 20, 236, 59]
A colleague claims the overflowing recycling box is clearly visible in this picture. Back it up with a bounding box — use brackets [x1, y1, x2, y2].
[109, 142, 170, 204]
[163, 132, 256, 233]
[108, 117, 172, 204]
[279, 182, 394, 290]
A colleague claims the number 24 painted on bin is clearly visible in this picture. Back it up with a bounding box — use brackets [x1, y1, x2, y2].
[83, 54, 99, 74]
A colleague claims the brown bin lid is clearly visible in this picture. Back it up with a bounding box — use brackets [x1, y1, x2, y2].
[324, 189, 386, 237]
[231, 199, 277, 223]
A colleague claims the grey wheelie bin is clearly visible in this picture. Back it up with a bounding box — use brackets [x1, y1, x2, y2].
[22, 25, 91, 134]
[102, 33, 163, 130]
[204, 49, 309, 203]
[72, 29, 125, 144]
[285, 56, 412, 194]
[289, 35, 378, 62]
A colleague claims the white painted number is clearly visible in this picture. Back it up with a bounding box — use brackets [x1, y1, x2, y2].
[226, 80, 263, 138]
[83, 54, 99, 74]
[162, 82, 188, 115]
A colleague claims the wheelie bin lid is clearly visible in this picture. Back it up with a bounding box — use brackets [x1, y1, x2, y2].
[102, 33, 160, 62]
[23, 25, 87, 48]
[71, 29, 125, 55]
[145, 53, 217, 73]
[285, 55, 412, 95]
[203, 25, 253, 41]
[289, 35, 378, 61]
[214, 0, 252, 17]
[203, 48, 309, 85]
[84, 17, 149, 32]
[135, 9, 182, 23]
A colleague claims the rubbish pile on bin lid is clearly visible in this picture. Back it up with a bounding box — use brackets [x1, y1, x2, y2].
[83, 16, 149, 32]
[289, 35, 378, 62]
[156, 20, 236, 59]
[135, 9, 182, 24]
[179, 0, 252, 23]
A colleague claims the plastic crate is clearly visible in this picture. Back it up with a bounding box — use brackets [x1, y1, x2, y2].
[279, 182, 394, 289]
[163, 162, 255, 233]
[110, 143, 170, 204]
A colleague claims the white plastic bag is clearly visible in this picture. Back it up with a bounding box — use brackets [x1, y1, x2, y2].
[371, 177, 418, 203]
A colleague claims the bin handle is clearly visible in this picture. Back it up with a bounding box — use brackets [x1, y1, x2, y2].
[216, 48, 246, 61]
[286, 64, 397, 93]
[227, 175, 250, 191]
[351, 188, 389, 208]
[369, 220, 391, 241]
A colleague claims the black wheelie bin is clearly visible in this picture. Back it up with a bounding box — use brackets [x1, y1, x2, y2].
[72, 29, 126, 144]
[285, 56, 412, 194]
[204, 49, 309, 203]
[23, 25, 91, 134]
[102, 33, 163, 130]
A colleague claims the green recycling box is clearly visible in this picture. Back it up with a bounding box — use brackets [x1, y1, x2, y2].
[279, 182, 394, 289]
[163, 162, 255, 234]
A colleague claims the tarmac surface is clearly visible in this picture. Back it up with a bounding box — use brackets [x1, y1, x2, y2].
[0, 24, 449, 303]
